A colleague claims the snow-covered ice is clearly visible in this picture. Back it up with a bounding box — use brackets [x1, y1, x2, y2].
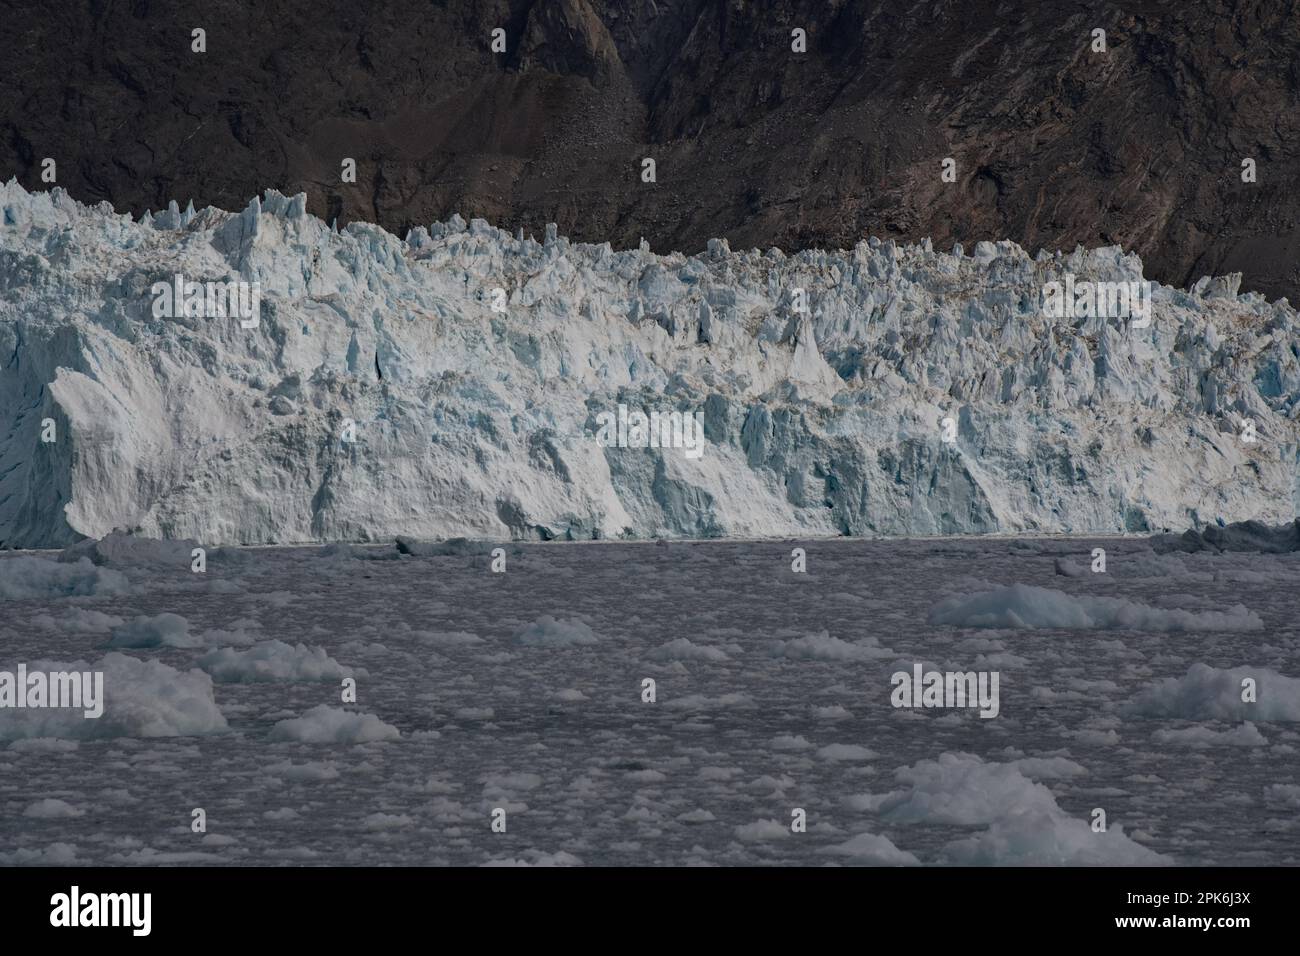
[2, 182, 1297, 547]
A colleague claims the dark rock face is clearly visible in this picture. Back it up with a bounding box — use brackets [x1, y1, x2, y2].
[3, 0, 1297, 299]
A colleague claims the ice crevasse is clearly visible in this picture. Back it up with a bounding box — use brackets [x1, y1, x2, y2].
[1, 182, 1298, 547]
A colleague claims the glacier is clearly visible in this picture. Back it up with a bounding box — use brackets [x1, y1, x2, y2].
[1, 181, 1298, 547]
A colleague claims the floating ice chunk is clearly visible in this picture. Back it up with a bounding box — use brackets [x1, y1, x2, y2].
[929, 584, 1262, 632]
[734, 819, 791, 842]
[59, 532, 198, 568]
[820, 832, 921, 866]
[395, 536, 500, 557]
[1053, 557, 1087, 577]
[878, 752, 1061, 825]
[23, 798, 84, 819]
[1264, 784, 1300, 808]
[676, 809, 716, 823]
[198, 640, 354, 682]
[197, 624, 259, 646]
[0, 842, 79, 865]
[110, 848, 225, 864]
[812, 704, 853, 720]
[0, 652, 226, 741]
[1008, 756, 1088, 779]
[942, 808, 1169, 866]
[415, 630, 484, 647]
[265, 760, 341, 782]
[480, 850, 583, 867]
[1154, 519, 1300, 554]
[268, 705, 400, 743]
[6, 738, 79, 753]
[361, 812, 414, 831]
[662, 692, 754, 711]
[1127, 663, 1300, 721]
[874, 752, 1168, 866]
[817, 743, 878, 762]
[0, 556, 128, 600]
[1151, 722, 1268, 747]
[514, 615, 600, 647]
[483, 772, 543, 793]
[769, 631, 894, 661]
[39, 608, 124, 634]
[317, 542, 402, 561]
[1122, 550, 1207, 580]
[647, 637, 729, 662]
[105, 612, 200, 649]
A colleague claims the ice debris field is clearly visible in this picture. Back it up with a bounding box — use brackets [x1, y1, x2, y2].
[1, 531, 1298, 866]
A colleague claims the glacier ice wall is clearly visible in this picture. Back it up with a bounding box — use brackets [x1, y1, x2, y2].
[1, 182, 1298, 547]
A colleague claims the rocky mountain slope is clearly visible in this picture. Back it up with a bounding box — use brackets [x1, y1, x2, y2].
[2, 182, 1296, 547]
[3, 0, 1299, 301]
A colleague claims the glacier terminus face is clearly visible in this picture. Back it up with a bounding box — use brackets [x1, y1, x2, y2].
[1, 181, 1297, 548]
